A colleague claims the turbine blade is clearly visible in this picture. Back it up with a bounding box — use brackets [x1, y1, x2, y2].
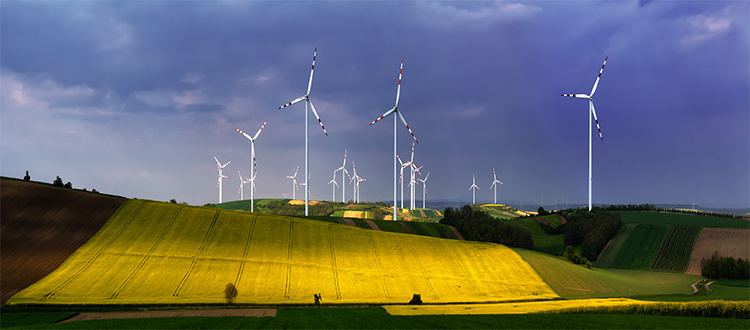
[236, 128, 253, 140]
[561, 93, 590, 99]
[370, 108, 395, 126]
[214, 156, 220, 166]
[222, 161, 231, 168]
[308, 100, 328, 136]
[590, 100, 603, 141]
[252, 121, 268, 140]
[590, 56, 608, 97]
[410, 141, 415, 162]
[307, 48, 316, 96]
[343, 149, 347, 166]
[394, 59, 403, 108]
[397, 111, 418, 144]
[278, 96, 306, 110]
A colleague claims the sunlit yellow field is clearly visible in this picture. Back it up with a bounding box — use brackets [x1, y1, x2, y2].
[383, 298, 656, 315]
[9, 200, 558, 305]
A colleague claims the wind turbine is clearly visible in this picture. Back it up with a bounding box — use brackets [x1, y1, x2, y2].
[370, 60, 418, 222]
[490, 168, 503, 204]
[333, 150, 349, 203]
[417, 172, 430, 209]
[287, 166, 300, 200]
[238, 170, 253, 201]
[396, 142, 415, 210]
[349, 162, 362, 203]
[214, 156, 230, 203]
[562, 56, 608, 211]
[236, 121, 267, 212]
[468, 174, 480, 205]
[327, 172, 339, 202]
[278, 48, 328, 216]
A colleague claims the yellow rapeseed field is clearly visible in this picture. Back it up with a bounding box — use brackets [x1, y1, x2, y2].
[9, 200, 558, 305]
[384, 298, 656, 315]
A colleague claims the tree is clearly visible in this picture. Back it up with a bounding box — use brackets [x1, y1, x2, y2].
[24, 170, 30, 181]
[53, 176, 64, 187]
[64, 182, 72, 189]
[537, 206, 549, 216]
[170, 199, 177, 203]
[373, 207, 383, 220]
[224, 283, 238, 304]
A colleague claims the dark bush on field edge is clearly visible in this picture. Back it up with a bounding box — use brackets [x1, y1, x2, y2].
[701, 253, 750, 280]
[440, 205, 534, 250]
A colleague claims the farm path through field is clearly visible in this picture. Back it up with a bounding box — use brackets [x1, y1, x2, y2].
[364, 220, 381, 231]
[63, 309, 276, 322]
[341, 218, 357, 227]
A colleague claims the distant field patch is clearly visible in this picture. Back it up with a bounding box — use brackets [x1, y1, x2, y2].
[686, 228, 750, 275]
[609, 224, 668, 270]
[10, 200, 557, 305]
[617, 211, 750, 228]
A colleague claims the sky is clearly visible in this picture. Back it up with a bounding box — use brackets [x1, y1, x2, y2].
[1, 1, 748, 209]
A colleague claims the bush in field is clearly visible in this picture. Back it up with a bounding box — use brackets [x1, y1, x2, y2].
[53, 176, 64, 187]
[224, 283, 238, 305]
[409, 294, 423, 305]
[701, 253, 750, 280]
[24, 170, 30, 181]
[373, 207, 383, 220]
[64, 182, 72, 189]
[313, 293, 322, 306]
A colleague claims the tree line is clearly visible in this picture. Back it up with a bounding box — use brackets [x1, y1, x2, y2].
[439, 205, 534, 250]
[701, 253, 750, 280]
[559, 207, 622, 262]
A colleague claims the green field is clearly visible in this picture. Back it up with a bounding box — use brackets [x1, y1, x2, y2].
[5, 309, 747, 329]
[650, 225, 702, 272]
[513, 248, 703, 299]
[505, 218, 564, 255]
[9, 200, 557, 305]
[596, 223, 635, 268]
[617, 211, 750, 228]
[608, 224, 669, 270]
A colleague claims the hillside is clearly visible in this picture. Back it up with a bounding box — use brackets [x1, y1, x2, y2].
[9, 200, 558, 305]
[0, 178, 126, 304]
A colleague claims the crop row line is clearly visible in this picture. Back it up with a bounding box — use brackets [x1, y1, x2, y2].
[284, 220, 294, 298]
[173, 210, 220, 297]
[445, 243, 481, 294]
[407, 239, 439, 300]
[328, 224, 342, 300]
[111, 206, 183, 299]
[367, 231, 391, 299]
[42, 200, 145, 301]
[235, 215, 257, 286]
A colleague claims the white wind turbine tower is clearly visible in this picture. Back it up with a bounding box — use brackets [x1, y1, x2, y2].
[562, 56, 608, 211]
[408, 165, 423, 210]
[370, 59, 418, 221]
[278, 48, 328, 216]
[490, 168, 504, 204]
[468, 174, 480, 205]
[396, 142, 415, 209]
[238, 170, 253, 201]
[349, 162, 363, 203]
[417, 172, 430, 209]
[287, 166, 300, 200]
[236, 121, 267, 212]
[333, 150, 349, 203]
[327, 172, 339, 202]
[214, 156, 230, 203]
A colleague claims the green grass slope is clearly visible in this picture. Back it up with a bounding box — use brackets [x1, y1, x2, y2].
[617, 211, 750, 228]
[505, 218, 564, 255]
[9, 200, 557, 305]
[609, 224, 669, 270]
[513, 248, 702, 299]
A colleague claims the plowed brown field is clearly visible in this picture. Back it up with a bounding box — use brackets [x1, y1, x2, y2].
[685, 228, 750, 275]
[0, 178, 126, 304]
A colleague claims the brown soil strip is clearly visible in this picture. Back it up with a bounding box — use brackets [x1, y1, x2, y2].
[63, 309, 276, 322]
[556, 214, 567, 224]
[398, 221, 414, 234]
[534, 217, 553, 227]
[364, 219, 381, 231]
[341, 218, 357, 227]
[0, 178, 126, 304]
[685, 228, 750, 275]
[447, 225, 464, 240]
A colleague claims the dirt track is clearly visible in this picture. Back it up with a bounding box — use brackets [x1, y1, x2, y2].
[63, 309, 276, 322]
[0, 178, 126, 304]
[685, 228, 750, 275]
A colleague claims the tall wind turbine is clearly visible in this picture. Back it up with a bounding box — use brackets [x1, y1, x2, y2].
[562, 56, 607, 211]
[468, 174, 480, 205]
[236, 121, 267, 212]
[327, 172, 339, 202]
[278, 48, 328, 216]
[417, 172, 430, 209]
[333, 150, 349, 203]
[369, 59, 418, 221]
[490, 168, 503, 204]
[214, 156, 230, 203]
[287, 166, 300, 200]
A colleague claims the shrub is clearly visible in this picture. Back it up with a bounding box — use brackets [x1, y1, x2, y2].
[314, 293, 322, 306]
[24, 170, 30, 181]
[64, 182, 72, 189]
[224, 283, 238, 305]
[409, 294, 423, 305]
[53, 176, 64, 187]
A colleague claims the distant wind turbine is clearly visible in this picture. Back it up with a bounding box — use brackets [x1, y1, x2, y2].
[417, 172, 430, 209]
[370, 59, 418, 221]
[490, 168, 503, 204]
[327, 172, 339, 202]
[333, 150, 349, 203]
[236, 120, 267, 212]
[214, 156, 230, 203]
[468, 174, 480, 205]
[287, 166, 300, 200]
[278, 48, 328, 216]
[238, 170, 253, 201]
[397, 142, 415, 210]
[562, 56, 608, 211]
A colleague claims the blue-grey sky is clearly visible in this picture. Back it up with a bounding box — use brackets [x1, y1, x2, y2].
[2, 1, 748, 208]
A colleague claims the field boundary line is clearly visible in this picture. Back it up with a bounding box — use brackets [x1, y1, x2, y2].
[111, 205, 183, 299]
[445, 243, 481, 294]
[284, 220, 294, 298]
[407, 239, 439, 300]
[42, 200, 145, 301]
[173, 210, 220, 297]
[328, 224, 342, 300]
[366, 231, 390, 298]
[235, 215, 257, 286]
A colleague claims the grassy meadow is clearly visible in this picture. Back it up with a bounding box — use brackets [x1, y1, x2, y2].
[9, 200, 558, 305]
[616, 211, 750, 228]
